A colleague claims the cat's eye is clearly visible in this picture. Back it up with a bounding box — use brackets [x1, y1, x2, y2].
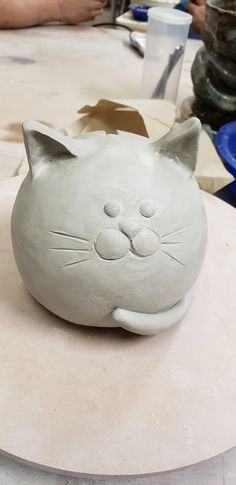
[139, 200, 156, 218]
[104, 201, 120, 218]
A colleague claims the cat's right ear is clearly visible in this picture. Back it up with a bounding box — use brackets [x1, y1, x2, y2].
[23, 121, 77, 177]
[152, 118, 201, 173]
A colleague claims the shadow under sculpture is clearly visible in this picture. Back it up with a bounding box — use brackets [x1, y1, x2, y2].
[11, 118, 207, 336]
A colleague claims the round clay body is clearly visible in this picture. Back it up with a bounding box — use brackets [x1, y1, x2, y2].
[11, 120, 207, 335]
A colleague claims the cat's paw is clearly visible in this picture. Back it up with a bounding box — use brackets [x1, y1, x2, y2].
[112, 294, 191, 336]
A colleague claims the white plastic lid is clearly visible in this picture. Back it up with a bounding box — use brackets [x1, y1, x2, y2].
[148, 7, 192, 25]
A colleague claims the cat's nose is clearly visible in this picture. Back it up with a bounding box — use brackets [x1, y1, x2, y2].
[119, 219, 141, 240]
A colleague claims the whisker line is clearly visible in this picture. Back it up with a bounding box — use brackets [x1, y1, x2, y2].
[50, 230, 90, 244]
[60, 258, 90, 269]
[51, 248, 90, 252]
[162, 224, 192, 240]
[161, 241, 185, 245]
[161, 249, 185, 267]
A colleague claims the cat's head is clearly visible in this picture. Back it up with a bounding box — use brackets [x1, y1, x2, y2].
[21, 119, 202, 264]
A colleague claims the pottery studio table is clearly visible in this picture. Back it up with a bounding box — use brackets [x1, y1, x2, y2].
[0, 26, 236, 485]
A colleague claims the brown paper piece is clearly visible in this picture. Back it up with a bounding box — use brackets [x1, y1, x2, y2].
[1, 99, 232, 194]
[65, 99, 233, 194]
[78, 99, 148, 136]
[196, 130, 234, 193]
[64, 99, 176, 139]
[0, 141, 26, 181]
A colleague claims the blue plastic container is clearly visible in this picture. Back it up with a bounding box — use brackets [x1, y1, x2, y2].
[215, 120, 236, 196]
[129, 4, 149, 21]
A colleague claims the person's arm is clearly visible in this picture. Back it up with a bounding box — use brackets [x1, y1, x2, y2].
[0, 0, 107, 29]
[0, 0, 60, 28]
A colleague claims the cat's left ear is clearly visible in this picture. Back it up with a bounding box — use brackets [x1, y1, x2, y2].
[23, 121, 77, 176]
[152, 118, 201, 173]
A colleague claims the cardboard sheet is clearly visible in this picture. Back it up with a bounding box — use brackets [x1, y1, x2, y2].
[64, 99, 234, 194]
[0, 99, 233, 193]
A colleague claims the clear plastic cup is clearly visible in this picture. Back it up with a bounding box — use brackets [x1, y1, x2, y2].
[141, 8, 192, 103]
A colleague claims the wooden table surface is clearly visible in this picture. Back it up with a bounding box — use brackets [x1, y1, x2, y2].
[0, 25, 235, 485]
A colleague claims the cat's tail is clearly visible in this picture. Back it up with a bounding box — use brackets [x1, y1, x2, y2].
[111, 294, 191, 336]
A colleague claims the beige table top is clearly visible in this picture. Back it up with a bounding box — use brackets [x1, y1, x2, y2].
[0, 25, 200, 142]
[1, 175, 236, 481]
[0, 25, 235, 485]
[0, 25, 142, 140]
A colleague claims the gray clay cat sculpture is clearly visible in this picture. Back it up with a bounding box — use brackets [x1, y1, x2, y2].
[11, 118, 207, 335]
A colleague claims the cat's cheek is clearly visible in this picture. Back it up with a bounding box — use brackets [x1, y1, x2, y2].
[131, 229, 160, 257]
[94, 229, 130, 260]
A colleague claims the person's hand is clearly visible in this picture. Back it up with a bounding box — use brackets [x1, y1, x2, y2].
[61, 0, 108, 23]
[0, 0, 108, 29]
[187, 1, 206, 33]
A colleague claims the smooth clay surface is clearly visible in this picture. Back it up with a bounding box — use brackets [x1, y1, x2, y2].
[11, 119, 207, 335]
[1, 175, 236, 476]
